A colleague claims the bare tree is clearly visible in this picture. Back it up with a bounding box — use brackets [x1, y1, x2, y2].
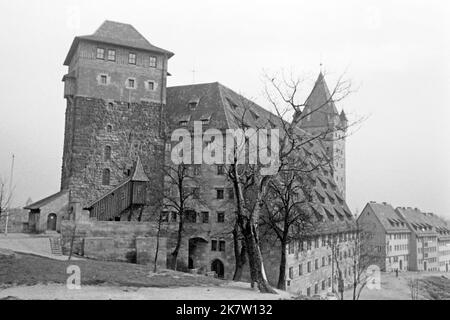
[0, 176, 14, 235]
[349, 224, 379, 300]
[222, 69, 359, 294]
[161, 162, 204, 270]
[260, 165, 317, 290]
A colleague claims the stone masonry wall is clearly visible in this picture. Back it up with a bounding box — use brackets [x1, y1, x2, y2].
[61, 96, 164, 218]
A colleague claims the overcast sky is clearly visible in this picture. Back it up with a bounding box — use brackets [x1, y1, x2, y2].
[0, 0, 449, 218]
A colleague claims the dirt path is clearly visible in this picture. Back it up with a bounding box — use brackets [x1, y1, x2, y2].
[0, 282, 293, 300]
[344, 271, 450, 300]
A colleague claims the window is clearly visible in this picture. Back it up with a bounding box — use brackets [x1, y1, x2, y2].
[315, 259, 319, 270]
[288, 242, 294, 254]
[129, 52, 136, 64]
[100, 75, 108, 85]
[192, 187, 200, 199]
[314, 238, 319, 248]
[104, 146, 111, 161]
[179, 120, 188, 126]
[217, 211, 225, 223]
[217, 165, 224, 175]
[219, 240, 226, 252]
[328, 255, 332, 265]
[128, 79, 135, 89]
[289, 267, 294, 279]
[161, 211, 169, 222]
[185, 210, 197, 223]
[216, 189, 224, 199]
[211, 240, 217, 251]
[307, 240, 312, 251]
[322, 280, 326, 291]
[149, 56, 157, 68]
[299, 264, 303, 276]
[307, 261, 311, 273]
[171, 211, 177, 221]
[322, 256, 326, 267]
[106, 125, 112, 133]
[146, 81, 155, 91]
[96, 48, 105, 59]
[188, 101, 198, 110]
[107, 49, 116, 61]
[102, 169, 110, 185]
[228, 188, 234, 200]
[306, 287, 311, 297]
[201, 211, 209, 223]
[328, 277, 332, 287]
[314, 283, 318, 294]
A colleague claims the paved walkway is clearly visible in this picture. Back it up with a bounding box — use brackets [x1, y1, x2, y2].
[0, 233, 80, 261]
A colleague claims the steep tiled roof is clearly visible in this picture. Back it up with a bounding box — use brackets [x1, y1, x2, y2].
[297, 73, 339, 128]
[131, 156, 150, 182]
[363, 202, 410, 233]
[166, 82, 285, 131]
[396, 207, 450, 237]
[166, 82, 355, 235]
[64, 20, 174, 65]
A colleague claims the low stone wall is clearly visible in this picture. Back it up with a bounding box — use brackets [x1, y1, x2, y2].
[60, 220, 166, 264]
[136, 236, 167, 268]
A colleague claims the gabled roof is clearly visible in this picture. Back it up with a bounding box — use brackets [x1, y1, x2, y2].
[396, 207, 444, 236]
[64, 20, 174, 65]
[131, 156, 150, 182]
[362, 202, 410, 233]
[24, 190, 69, 210]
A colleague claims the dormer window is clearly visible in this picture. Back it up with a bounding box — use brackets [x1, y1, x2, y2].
[96, 48, 105, 59]
[188, 99, 199, 110]
[201, 114, 211, 125]
[128, 53, 136, 64]
[107, 49, 116, 61]
[179, 120, 188, 126]
[149, 56, 157, 68]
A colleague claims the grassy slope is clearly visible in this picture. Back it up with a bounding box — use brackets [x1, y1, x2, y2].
[0, 253, 224, 288]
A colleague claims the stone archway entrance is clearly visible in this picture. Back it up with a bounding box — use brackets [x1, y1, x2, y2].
[47, 213, 57, 231]
[211, 259, 225, 279]
[188, 237, 209, 273]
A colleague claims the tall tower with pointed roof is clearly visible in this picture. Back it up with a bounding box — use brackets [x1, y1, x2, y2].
[60, 20, 173, 214]
[294, 73, 348, 198]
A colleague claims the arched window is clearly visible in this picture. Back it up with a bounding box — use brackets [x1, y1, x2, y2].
[102, 169, 110, 185]
[104, 146, 111, 161]
[106, 124, 112, 133]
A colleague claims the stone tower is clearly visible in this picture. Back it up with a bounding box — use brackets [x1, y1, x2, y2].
[295, 72, 348, 198]
[60, 21, 174, 214]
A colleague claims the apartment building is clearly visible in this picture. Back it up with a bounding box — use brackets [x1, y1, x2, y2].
[357, 202, 411, 272]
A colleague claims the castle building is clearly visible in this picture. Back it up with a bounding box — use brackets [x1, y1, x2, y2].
[295, 73, 347, 199]
[164, 81, 356, 295]
[25, 21, 357, 295]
